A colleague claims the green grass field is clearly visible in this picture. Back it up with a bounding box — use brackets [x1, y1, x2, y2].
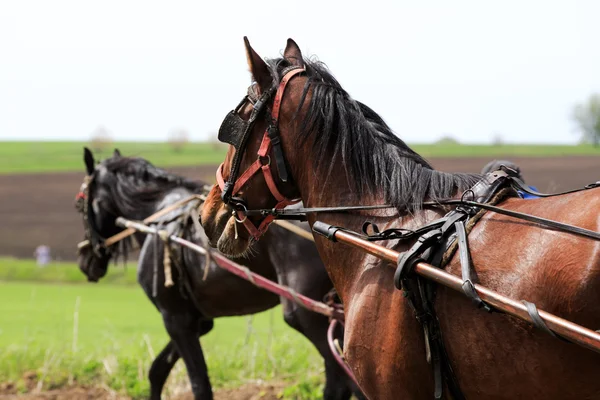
[0, 257, 138, 286]
[0, 141, 597, 175]
[0, 259, 325, 399]
[0, 141, 228, 175]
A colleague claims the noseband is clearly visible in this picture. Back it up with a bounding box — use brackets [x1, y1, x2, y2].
[216, 67, 305, 240]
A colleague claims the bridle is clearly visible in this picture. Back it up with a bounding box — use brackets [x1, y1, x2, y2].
[75, 173, 111, 258]
[216, 66, 305, 240]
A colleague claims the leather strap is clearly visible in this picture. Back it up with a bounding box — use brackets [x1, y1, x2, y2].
[216, 68, 305, 240]
[394, 229, 442, 289]
[444, 199, 600, 241]
[455, 221, 491, 312]
[271, 68, 304, 120]
[522, 300, 557, 338]
[265, 68, 305, 183]
[244, 191, 600, 242]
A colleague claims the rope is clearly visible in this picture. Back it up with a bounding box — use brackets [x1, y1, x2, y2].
[287, 289, 306, 310]
[158, 230, 174, 288]
[327, 319, 361, 389]
[152, 226, 159, 298]
[104, 194, 207, 248]
[240, 266, 257, 285]
[190, 206, 212, 281]
[273, 220, 315, 242]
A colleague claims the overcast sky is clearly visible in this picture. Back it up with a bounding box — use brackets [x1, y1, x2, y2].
[1, 1, 599, 144]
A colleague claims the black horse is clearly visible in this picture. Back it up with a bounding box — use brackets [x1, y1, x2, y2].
[75, 148, 362, 400]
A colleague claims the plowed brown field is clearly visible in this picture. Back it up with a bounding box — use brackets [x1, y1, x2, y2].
[0, 157, 598, 261]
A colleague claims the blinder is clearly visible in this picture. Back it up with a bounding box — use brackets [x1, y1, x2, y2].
[218, 85, 276, 204]
[217, 97, 251, 149]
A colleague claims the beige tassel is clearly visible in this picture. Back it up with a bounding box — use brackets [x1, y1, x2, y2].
[159, 230, 174, 288]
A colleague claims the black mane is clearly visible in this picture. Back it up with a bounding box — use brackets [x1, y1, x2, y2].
[265, 57, 481, 211]
[96, 156, 207, 218]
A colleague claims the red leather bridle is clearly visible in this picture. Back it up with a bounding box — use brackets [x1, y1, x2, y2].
[216, 67, 305, 240]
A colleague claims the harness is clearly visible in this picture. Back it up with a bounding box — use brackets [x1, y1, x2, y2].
[217, 67, 305, 241]
[75, 172, 210, 255]
[390, 171, 514, 399]
[313, 171, 600, 399]
[75, 174, 213, 314]
[75, 173, 114, 258]
[214, 66, 600, 398]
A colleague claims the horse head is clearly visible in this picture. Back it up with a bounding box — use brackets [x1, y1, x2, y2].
[202, 38, 309, 257]
[75, 147, 124, 281]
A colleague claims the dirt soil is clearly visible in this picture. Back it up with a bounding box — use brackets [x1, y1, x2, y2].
[0, 165, 216, 261]
[0, 382, 285, 400]
[0, 157, 598, 261]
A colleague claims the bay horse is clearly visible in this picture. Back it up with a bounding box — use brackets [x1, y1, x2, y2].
[201, 38, 600, 399]
[75, 148, 363, 400]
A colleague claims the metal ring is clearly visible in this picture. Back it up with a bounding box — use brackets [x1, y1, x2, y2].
[232, 206, 247, 223]
[258, 155, 271, 166]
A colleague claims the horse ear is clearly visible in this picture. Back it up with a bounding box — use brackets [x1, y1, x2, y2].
[113, 148, 121, 157]
[244, 36, 272, 93]
[83, 147, 95, 175]
[284, 38, 304, 68]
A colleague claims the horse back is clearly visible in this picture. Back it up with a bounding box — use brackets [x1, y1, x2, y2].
[468, 188, 600, 309]
[436, 188, 600, 399]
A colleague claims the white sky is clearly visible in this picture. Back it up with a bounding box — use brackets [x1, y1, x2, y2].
[1, 1, 599, 144]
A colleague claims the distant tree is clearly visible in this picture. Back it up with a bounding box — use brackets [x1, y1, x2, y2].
[168, 129, 190, 153]
[435, 135, 460, 146]
[90, 126, 113, 154]
[492, 132, 504, 146]
[572, 94, 600, 147]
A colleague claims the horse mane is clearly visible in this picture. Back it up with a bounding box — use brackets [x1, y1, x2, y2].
[265, 56, 481, 211]
[97, 156, 207, 217]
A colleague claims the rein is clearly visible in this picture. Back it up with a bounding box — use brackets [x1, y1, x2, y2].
[425, 198, 600, 241]
[237, 178, 600, 242]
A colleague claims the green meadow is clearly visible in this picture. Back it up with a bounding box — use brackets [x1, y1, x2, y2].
[0, 259, 325, 399]
[0, 141, 228, 174]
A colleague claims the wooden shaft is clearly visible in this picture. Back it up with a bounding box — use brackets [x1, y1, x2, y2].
[330, 228, 600, 354]
[105, 194, 205, 246]
[115, 217, 338, 319]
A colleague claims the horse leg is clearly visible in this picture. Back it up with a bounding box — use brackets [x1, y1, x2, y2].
[282, 304, 364, 400]
[149, 319, 214, 399]
[149, 340, 179, 400]
[163, 314, 214, 400]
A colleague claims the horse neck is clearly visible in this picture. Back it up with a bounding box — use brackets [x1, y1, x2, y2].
[297, 160, 450, 306]
[107, 181, 182, 222]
